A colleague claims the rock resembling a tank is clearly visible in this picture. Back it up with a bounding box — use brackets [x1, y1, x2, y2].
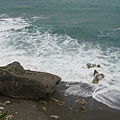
[0, 61, 61, 100]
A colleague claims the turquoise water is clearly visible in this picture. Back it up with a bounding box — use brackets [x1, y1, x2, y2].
[0, 0, 120, 110]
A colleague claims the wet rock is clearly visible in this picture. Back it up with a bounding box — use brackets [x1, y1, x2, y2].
[93, 70, 99, 76]
[0, 61, 61, 100]
[92, 70, 105, 84]
[50, 115, 60, 119]
[40, 100, 47, 105]
[41, 106, 46, 111]
[0, 107, 4, 110]
[87, 63, 96, 68]
[87, 63, 101, 68]
[76, 107, 85, 112]
[96, 64, 101, 68]
[49, 97, 64, 105]
[3, 101, 11, 105]
[75, 99, 86, 105]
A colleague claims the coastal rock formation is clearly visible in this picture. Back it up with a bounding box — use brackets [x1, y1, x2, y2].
[87, 63, 101, 68]
[0, 61, 61, 100]
[92, 70, 105, 84]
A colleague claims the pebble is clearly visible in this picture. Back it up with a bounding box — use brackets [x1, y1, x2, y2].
[3, 101, 11, 105]
[0, 107, 4, 110]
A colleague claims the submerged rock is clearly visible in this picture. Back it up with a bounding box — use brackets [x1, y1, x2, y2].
[0, 61, 61, 100]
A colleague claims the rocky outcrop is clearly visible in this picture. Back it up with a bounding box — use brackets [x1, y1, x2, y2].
[0, 61, 61, 100]
[92, 70, 104, 84]
[87, 63, 101, 68]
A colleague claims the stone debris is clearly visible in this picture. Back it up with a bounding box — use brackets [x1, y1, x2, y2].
[75, 99, 86, 105]
[50, 115, 60, 119]
[87, 63, 101, 68]
[40, 100, 47, 105]
[49, 97, 64, 105]
[76, 107, 85, 112]
[5, 114, 14, 120]
[3, 101, 11, 105]
[41, 106, 46, 111]
[0, 107, 4, 110]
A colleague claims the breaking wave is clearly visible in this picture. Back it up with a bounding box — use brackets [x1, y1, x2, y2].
[0, 16, 120, 110]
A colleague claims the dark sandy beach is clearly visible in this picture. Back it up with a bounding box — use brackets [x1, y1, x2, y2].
[0, 82, 120, 120]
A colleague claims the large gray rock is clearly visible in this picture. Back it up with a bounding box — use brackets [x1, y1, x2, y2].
[0, 61, 61, 100]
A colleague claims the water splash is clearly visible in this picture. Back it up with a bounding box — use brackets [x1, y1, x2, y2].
[0, 16, 120, 110]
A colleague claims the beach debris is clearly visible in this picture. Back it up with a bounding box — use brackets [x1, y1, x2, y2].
[92, 70, 105, 84]
[49, 97, 64, 105]
[0, 107, 4, 110]
[50, 115, 60, 119]
[5, 114, 14, 120]
[41, 106, 46, 111]
[3, 101, 11, 105]
[75, 99, 86, 105]
[76, 107, 85, 112]
[87, 63, 101, 68]
[40, 100, 47, 105]
[49, 97, 59, 103]
[0, 111, 8, 120]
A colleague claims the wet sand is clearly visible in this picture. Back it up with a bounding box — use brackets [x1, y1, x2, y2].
[0, 82, 120, 120]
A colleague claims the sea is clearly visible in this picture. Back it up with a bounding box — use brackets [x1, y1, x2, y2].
[0, 0, 120, 110]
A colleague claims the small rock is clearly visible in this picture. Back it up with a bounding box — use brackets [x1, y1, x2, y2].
[41, 106, 46, 111]
[76, 107, 85, 112]
[92, 73, 105, 84]
[97, 64, 101, 68]
[87, 63, 96, 68]
[3, 101, 11, 105]
[92, 77, 99, 84]
[5, 114, 14, 120]
[40, 100, 47, 105]
[75, 99, 86, 105]
[50, 115, 60, 119]
[93, 70, 99, 76]
[49, 97, 64, 105]
[0, 107, 4, 110]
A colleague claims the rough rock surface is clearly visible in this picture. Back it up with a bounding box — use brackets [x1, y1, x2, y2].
[92, 69, 104, 84]
[0, 61, 61, 100]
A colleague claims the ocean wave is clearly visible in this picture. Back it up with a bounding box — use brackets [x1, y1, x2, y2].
[0, 16, 120, 110]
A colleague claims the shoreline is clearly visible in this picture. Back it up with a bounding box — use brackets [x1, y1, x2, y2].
[0, 82, 120, 120]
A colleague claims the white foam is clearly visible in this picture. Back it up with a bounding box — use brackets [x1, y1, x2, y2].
[0, 16, 120, 110]
[0, 17, 29, 32]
